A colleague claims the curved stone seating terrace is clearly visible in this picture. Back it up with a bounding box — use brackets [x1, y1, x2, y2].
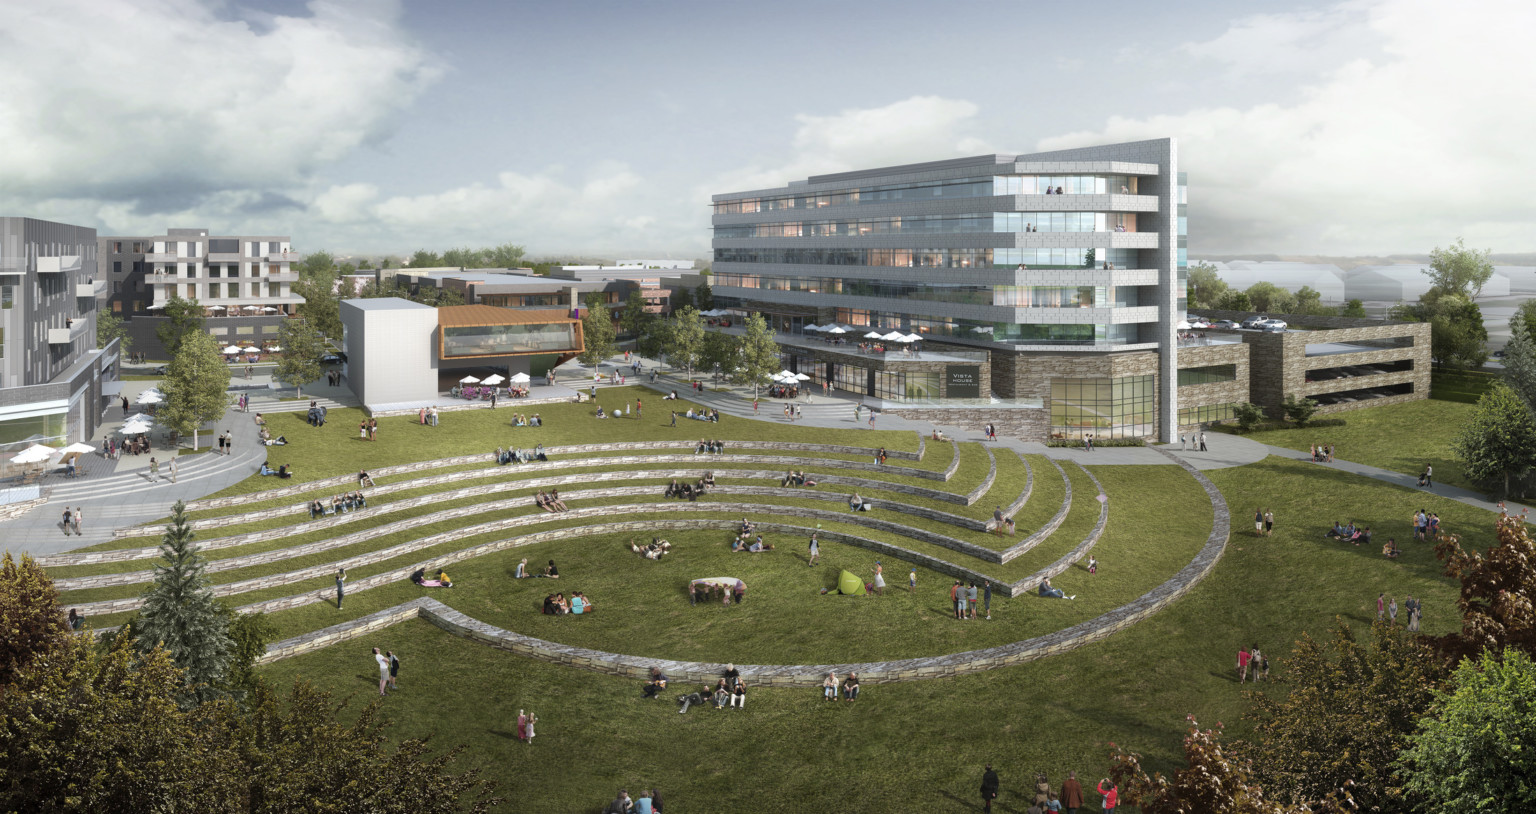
[252, 452, 1230, 685]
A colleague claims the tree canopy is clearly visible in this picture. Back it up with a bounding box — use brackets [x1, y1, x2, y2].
[96, 309, 132, 355]
[275, 318, 326, 397]
[136, 500, 234, 704]
[1432, 510, 1536, 661]
[0, 553, 69, 687]
[577, 293, 617, 367]
[1452, 382, 1536, 498]
[1424, 237, 1495, 299]
[158, 330, 230, 448]
[1502, 315, 1536, 413]
[730, 312, 781, 397]
[663, 305, 705, 377]
[1187, 261, 1227, 309]
[154, 295, 205, 357]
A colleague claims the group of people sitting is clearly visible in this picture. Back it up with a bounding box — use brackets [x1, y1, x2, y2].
[309, 492, 368, 518]
[1324, 521, 1373, 546]
[541, 590, 593, 615]
[534, 490, 569, 512]
[630, 537, 672, 560]
[677, 666, 748, 713]
[496, 445, 549, 465]
[682, 407, 720, 422]
[767, 384, 800, 399]
[1310, 444, 1335, 463]
[258, 427, 287, 446]
[258, 462, 293, 478]
[689, 580, 745, 605]
[780, 470, 817, 487]
[731, 532, 775, 553]
[515, 558, 559, 579]
[663, 478, 708, 500]
[409, 568, 453, 587]
[821, 670, 860, 701]
[509, 413, 542, 427]
[694, 439, 726, 454]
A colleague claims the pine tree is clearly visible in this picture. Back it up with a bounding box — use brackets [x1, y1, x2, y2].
[136, 500, 233, 703]
[1502, 314, 1536, 413]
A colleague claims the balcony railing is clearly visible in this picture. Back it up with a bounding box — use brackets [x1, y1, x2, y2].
[47, 319, 90, 345]
[264, 252, 302, 263]
[36, 256, 83, 273]
[75, 280, 105, 298]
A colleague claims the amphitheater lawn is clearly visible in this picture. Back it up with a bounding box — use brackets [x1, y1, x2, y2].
[204, 386, 924, 499]
[1238, 399, 1475, 491]
[254, 459, 1475, 813]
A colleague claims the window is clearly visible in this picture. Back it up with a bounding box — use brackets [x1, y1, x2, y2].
[1179, 403, 1235, 425]
[1050, 376, 1155, 438]
[235, 326, 254, 335]
[113, 241, 122, 252]
[111, 302, 122, 313]
[113, 261, 122, 274]
[1178, 364, 1237, 386]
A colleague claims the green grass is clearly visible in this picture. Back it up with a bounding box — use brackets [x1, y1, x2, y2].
[255, 457, 1481, 813]
[1240, 399, 1476, 491]
[1430, 368, 1499, 403]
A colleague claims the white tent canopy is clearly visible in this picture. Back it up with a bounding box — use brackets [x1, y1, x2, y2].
[802, 324, 821, 332]
[267, 345, 282, 352]
[10, 444, 57, 464]
[794, 372, 811, 381]
[863, 331, 883, 339]
[136, 391, 163, 404]
[902, 333, 923, 343]
[223, 345, 242, 354]
[208, 305, 226, 311]
[509, 372, 532, 383]
[242, 346, 261, 353]
[458, 375, 481, 384]
[826, 326, 847, 334]
[480, 374, 506, 385]
[1175, 320, 1192, 330]
[881, 331, 905, 341]
[59, 442, 97, 455]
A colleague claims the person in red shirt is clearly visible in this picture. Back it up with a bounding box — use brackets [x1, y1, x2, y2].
[1097, 779, 1118, 811]
[1238, 647, 1252, 682]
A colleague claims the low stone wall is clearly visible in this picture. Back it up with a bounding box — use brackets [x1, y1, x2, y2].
[889, 409, 1049, 441]
[994, 449, 1033, 532]
[256, 458, 1227, 685]
[368, 396, 571, 418]
[182, 439, 929, 513]
[1009, 465, 1108, 593]
[997, 458, 1072, 564]
[0, 493, 49, 522]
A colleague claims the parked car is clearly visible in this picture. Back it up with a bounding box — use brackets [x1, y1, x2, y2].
[1240, 315, 1271, 330]
[1188, 319, 1212, 329]
[1261, 323, 1287, 333]
[1260, 319, 1288, 329]
[321, 353, 343, 363]
[1212, 320, 1239, 329]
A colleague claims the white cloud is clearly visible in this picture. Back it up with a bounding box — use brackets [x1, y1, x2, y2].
[0, 0, 439, 204]
[1040, 0, 1536, 254]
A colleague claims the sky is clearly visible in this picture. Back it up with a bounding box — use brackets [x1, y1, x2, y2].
[1, 0, 1531, 259]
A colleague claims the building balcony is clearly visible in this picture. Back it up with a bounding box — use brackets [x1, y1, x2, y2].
[75, 280, 106, 298]
[144, 251, 177, 263]
[35, 255, 83, 273]
[47, 319, 90, 345]
[264, 252, 302, 263]
[145, 273, 180, 285]
[207, 252, 242, 263]
[257, 272, 299, 283]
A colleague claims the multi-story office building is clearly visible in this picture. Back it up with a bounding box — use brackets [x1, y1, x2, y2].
[711, 138, 1249, 442]
[99, 229, 305, 358]
[0, 217, 120, 454]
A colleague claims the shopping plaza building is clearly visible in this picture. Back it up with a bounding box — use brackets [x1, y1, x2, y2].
[710, 138, 1427, 441]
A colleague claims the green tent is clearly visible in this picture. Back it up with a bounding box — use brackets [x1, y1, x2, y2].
[835, 569, 866, 596]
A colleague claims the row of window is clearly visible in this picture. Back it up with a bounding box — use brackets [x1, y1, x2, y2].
[713, 174, 1149, 214]
[1178, 403, 1236, 426]
[714, 211, 1139, 239]
[715, 273, 1140, 308]
[822, 306, 1141, 345]
[1176, 364, 1238, 386]
[1049, 376, 1155, 439]
[715, 247, 1145, 270]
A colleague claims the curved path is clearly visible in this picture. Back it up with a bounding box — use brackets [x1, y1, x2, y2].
[255, 448, 1228, 686]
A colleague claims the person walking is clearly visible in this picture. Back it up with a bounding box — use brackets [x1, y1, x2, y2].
[1406, 596, 1421, 632]
[635, 398, 642, 419]
[1199, 432, 1208, 452]
[1237, 646, 1252, 683]
[669, 411, 676, 427]
[1097, 779, 1118, 812]
[980, 764, 1001, 813]
[753, 399, 759, 415]
[1377, 592, 1385, 621]
[387, 650, 400, 689]
[807, 532, 819, 567]
[868, 410, 876, 428]
[1254, 508, 1264, 537]
[170, 456, 178, 483]
[1389, 597, 1399, 625]
[1264, 509, 1274, 537]
[872, 561, 885, 596]
[336, 568, 347, 610]
[1422, 463, 1433, 488]
[1060, 770, 1085, 814]
[983, 580, 992, 619]
[71, 507, 82, 536]
[372, 647, 389, 696]
[149, 456, 159, 481]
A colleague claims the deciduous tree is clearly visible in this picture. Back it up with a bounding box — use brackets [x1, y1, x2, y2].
[409, 249, 443, 268]
[578, 293, 617, 368]
[619, 289, 654, 342]
[0, 552, 70, 686]
[1232, 401, 1265, 431]
[730, 312, 781, 398]
[483, 242, 526, 268]
[1245, 281, 1296, 314]
[1218, 290, 1252, 311]
[695, 280, 715, 311]
[293, 267, 342, 339]
[275, 318, 326, 398]
[1424, 237, 1495, 299]
[96, 309, 132, 355]
[1452, 382, 1536, 498]
[664, 305, 705, 377]
[1187, 261, 1228, 309]
[1339, 298, 1368, 318]
[136, 500, 234, 704]
[159, 329, 230, 449]
[1281, 393, 1319, 426]
[154, 295, 205, 357]
[1241, 621, 1448, 810]
[1432, 510, 1536, 660]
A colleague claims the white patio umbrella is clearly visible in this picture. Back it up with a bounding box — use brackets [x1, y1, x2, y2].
[146, 303, 167, 310]
[263, 306, 280, 312]
[208, 305, 226, 311]
[242, 305, 261, 311]
[826, 326, 847, 334]
[863, 331, 884, 339]
[266, 345, 282, 352]
[136, 391, 164, 404]
[480, 374, 506, 385]
[223, 345, 242, 354]
[881, 331, 905, 342]
[777, 369, 796, 379]
[458, 375, 481, 384]
[509, 372, 531, 384]
[1175, 320, 1192, 330]
[902, 333, 924, 343]
[119, 418, 155, 434]
[242, 346, 261, 353]
[794, 372, 811, 381]
[802, 324, 821, 332]
[10, 444, 58, 464]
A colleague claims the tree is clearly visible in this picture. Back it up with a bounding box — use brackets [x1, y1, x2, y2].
[671, 285, 694, 312]
[221, 606, 275, 699]
[1281, 394, 1320, 426]
[381, 255, 402, 270]
[158, 330, 229, 450]
[154, 295, 205, 357]
[1292, 285, 1324, 314]
[1425, 237, 1495, 299]
[275, 318, 326, 397]
[695, 280, 715, 311]
[409, 249, 443, 268]
[1245, 281, 1296, 314]
[698, 331, 738, 381]
[440, 247, 480, 268]
[1432, 510, 1536, 661]
[1429, 302, 1490, 370]
[0, 552, 70, 687]
[135, 500, 234, 704]
[293, 266, 342, 339]
[1218, 290, 1252, 311]
[96, 309, 132, 356]
[636, 312, 667, 360]
[1110, 716, 1349, 813]
[1513, 299, 1536, 343]
[1340, 298, 1368, 318]
[483, 242, 526, 268]
[295, 250, 336, 279]
[1502, 315, 1536, 412]
[1232, 401, 1266, 431]
[731, 312, 781, 397]
[619, 289, 655, 342]
[1187, 261, 1228, 309]
[1398, 648, 1536, 811]
[1241, 621, 1449, 810]
[577, 293, 617, 368]
[1452, 382, 1536, 498]
[664, 305, 705, 377]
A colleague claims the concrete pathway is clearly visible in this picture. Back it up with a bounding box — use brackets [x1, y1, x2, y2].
[1259, 444, 1531, 517]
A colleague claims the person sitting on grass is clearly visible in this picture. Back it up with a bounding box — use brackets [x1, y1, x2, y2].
[781, 470, 797, 487]
[535, 492, 554, 512]
[548, 488, 569, 511]
[354, 491, 367, 508]
[570, 591, 593, 614]
[542, 594, 559, 615]
[849, 493, 871, 512]
[1357, 526, 1373, 547]
[595, 405, 607, 419]
[331, 495, 344, 514]
[823, 672, 839, 701]
[642, 667, 668, 699]
[739, 518, 756, 535]
[841, 672, 860, 701]
[544, 559, 559, 578]
[664, 479, 681, 498]
[748, 536, 774, 553]
[679, 482, 695, 501]
[410, 568, 426, 585]
[677, 686, 708, 714]
[1038, 578, 1074, 600]
[1383, 537, 1400, 558]
[310, 499, 325, 519]
[702, 471, 716, 490]
[437, 569, 453, 588]
[1325, 521, 1346, 538]
[712, 679, 731, 709]
[358, 470, 375, 488]
[533, 443, 548, 461]
[260, 462, 277, 476]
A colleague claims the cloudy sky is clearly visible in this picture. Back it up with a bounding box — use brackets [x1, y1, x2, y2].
[2, 0, 1530, 258]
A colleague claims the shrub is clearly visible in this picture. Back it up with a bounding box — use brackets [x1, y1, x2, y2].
[1046, 438, 1146, 448]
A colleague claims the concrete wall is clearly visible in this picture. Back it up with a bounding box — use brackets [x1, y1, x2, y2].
[341, 299, 439, 406]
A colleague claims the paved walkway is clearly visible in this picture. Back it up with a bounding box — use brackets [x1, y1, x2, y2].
[1259, 444, 1531, 517]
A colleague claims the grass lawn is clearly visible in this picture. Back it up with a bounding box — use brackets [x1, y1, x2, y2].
[1240, 399, 1477, 491]
[256, 457, 1481, 813]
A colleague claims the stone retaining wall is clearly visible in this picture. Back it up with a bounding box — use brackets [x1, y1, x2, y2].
[997, 458, 1072, 564]
[256, 458, 1228, 685]
[368, 396, 571, 418]
[0, 493, 49, 522]
[182, 439, 930, 513]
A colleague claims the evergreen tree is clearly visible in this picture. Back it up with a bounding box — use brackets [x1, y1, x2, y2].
[578, 293, 617, 367]
[1502, 314, 1536, 412]
[619, 289, 654, 341]
[136, 501, 233, 704]
[695, 280, 715, 311]
[671, 286, 694, 312]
